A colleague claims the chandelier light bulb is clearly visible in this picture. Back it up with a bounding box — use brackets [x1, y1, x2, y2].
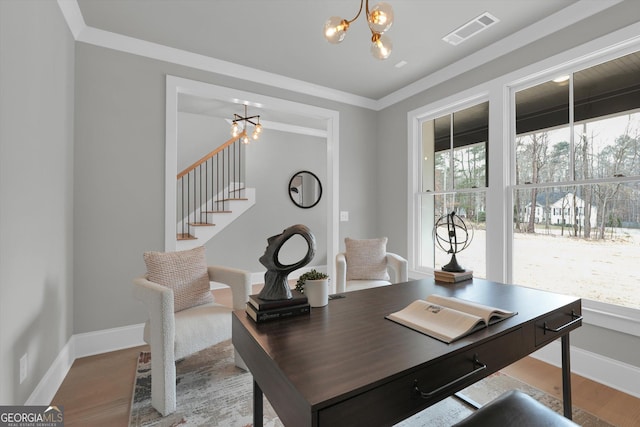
[252, 123, 262, 140]
[371, 33, 392, 60]
[323, 0, 393, 61]
[324, 16, 349, 44]
[231, 121, 239, 137]
[367, 1, 393, 34]
[229, 105, 260, 144]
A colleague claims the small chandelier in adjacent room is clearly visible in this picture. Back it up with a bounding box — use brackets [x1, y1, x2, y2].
[323, 0, 394, 60]
[230, 104, 262, 144]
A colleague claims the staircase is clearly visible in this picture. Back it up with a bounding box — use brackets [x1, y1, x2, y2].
[176, 133, 255, 250]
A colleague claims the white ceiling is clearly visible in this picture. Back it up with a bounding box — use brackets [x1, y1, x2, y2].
[68, 0, 623, 120]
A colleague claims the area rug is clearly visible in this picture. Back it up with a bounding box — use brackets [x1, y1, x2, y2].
[130, 340, 612, 427]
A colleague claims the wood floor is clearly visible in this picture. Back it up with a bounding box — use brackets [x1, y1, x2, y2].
[51, 286, 640, 427]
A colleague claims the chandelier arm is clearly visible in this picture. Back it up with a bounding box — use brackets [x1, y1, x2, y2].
[229, 105, 260, 142]
[366, 0, 379, 38]
[233, 115, 260, 124]
[346, 0, 365, 24]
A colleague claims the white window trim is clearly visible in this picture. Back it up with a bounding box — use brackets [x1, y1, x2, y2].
[407, 89, 489, 276]
[408, 21, 640, 335]
[165, 76, 341, 281]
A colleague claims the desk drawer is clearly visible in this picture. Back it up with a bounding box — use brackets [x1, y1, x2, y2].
[318, 328, 524, 427]
[534, 301, 582, 347]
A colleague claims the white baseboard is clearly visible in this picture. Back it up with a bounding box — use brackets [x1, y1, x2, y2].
[25, 323, 146, 405]
[25, 339, 74, 405]
[211, 266, 329, 291]
[531, 339, 640, 399]
[73, 323, 146, 359]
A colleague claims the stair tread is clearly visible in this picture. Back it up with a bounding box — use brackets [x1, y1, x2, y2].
[177, 233, 197, 240]
[176, 180, 252, 242]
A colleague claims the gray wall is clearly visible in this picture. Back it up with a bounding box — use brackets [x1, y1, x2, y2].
[0, 1, 75, 404]
[375, 1, 640, 368]
[207, 128, 329, 272]
[3, 0, 638, 404]
[176, 112, 328, 271]
[73, 42, 378, 334]
[176, 112, 226, 172]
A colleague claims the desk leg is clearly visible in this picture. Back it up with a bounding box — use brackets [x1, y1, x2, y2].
[254, 380, 263, 427]
[561, 334, 572, 420]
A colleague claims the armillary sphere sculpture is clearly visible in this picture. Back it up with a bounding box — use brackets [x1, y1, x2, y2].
[433, 211, 474, 272]
[258, 224, 316, 300]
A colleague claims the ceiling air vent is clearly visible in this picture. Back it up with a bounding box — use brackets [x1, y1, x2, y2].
[442, 12, 499, 46]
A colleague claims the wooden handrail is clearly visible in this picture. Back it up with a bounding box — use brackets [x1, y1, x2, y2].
[177, 132, 244, 179]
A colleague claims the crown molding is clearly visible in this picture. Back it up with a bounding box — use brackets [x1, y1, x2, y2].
[376, 0, 624, 110]
[58, 0, 623, 112]
[57, 0, 85, 39]
[56, 1, 377, 110]
[221, 118, 327, 138]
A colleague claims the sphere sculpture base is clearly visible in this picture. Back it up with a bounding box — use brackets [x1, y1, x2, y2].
[442, 254, 465, 273]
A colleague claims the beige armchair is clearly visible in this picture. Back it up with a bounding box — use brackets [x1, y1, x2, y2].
[336, 237, 408, 293]
[133, 247, 251, 416]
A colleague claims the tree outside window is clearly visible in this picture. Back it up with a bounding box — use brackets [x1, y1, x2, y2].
[418, 102, 488, 276]
[513, 51, 640, 309]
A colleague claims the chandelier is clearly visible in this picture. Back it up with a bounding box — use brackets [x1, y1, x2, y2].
[230, 105, 262, 144]
[323, 0, 394, 60]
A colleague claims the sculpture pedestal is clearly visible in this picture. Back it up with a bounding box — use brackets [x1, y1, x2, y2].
[258, 273, 292, 300]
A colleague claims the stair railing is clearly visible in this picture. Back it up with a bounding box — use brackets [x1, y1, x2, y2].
[176, 133, 246, 240]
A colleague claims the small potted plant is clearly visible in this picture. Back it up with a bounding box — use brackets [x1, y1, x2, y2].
[296, 269, 330, 307]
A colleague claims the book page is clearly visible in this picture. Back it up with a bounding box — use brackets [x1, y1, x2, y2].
[426, 295, 516, 325]
[386, 300, 485, 343]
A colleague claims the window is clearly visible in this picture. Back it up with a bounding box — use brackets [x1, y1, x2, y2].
[416, 102, 488, 277]
[513, 51, 640, 310]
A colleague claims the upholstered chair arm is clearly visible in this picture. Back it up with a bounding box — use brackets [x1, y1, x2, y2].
[132, 276, 176, 415]
[132, 276, 176, 351]
[336, 252, 347, 293]
[386, 252, 409, 283]
[207, 265, 252, 371]
[208, 265, 252, 311]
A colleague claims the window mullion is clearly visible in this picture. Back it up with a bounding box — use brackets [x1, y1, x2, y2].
[449, 113, 454, 191]
[569, 73, 575, 181]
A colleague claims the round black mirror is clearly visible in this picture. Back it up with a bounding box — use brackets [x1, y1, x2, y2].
[288, 170, 322, 209]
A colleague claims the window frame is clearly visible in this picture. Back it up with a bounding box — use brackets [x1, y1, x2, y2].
[408, 92, 489, 276]
[408, 27, 640, 336]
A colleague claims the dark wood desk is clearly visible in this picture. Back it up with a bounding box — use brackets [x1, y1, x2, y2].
[232, 278, 582, 427]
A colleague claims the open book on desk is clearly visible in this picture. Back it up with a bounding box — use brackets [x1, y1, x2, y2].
[386, 294, 517, 343]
